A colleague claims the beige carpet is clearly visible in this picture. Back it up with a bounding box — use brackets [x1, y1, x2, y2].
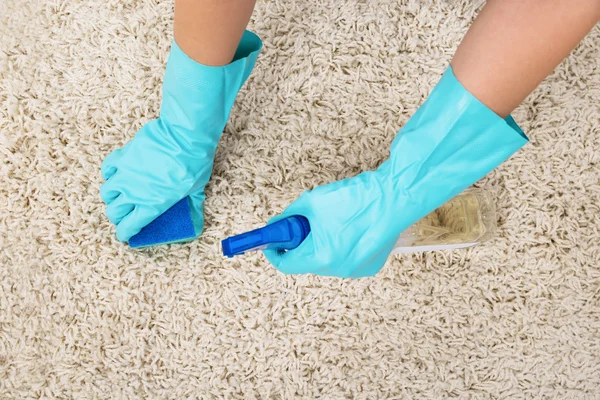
[1, 0, 600, 398]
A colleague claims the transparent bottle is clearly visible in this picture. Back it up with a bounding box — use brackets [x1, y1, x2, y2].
[392, 187, 497, 254]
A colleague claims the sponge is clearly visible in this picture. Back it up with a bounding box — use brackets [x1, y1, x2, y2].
[128, 197, 197, 248]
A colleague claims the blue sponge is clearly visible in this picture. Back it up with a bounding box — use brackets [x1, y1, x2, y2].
[128, 197, 197, 248]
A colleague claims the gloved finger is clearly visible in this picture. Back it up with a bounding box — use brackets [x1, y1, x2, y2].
[105, 193, 135, 225]
[101, 147, 124, 181]
[263, 247, 299, 275]
[268, 223, 349, 277]
[263, 249, 285, 272]
[115, 204, 159, 243]
[263, 217, 329, 276]
[99, 174, 123, 204]
[263, 192, 318, 273]
[263, 235, 314, 275]
[187, 190, 207, 233]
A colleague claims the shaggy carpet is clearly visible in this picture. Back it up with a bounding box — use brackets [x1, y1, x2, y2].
[1, 0, 599, 398]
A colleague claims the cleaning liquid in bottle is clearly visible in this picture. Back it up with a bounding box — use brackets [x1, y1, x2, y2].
[221, 187, 497, 257]
[392, 187, 496, 253]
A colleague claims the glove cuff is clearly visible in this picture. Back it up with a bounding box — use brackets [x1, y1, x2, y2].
[158, 31, 262, 144]
[164, 30, 262, 93]
[382, 66, 529, 213]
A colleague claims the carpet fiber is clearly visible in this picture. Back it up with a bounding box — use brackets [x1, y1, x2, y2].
[1, 0, 599, 398]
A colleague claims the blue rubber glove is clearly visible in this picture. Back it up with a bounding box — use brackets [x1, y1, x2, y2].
[264, 67, 528, 278]
[100, 31, 262, 243]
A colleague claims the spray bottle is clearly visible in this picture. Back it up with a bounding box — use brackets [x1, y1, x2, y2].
[222, 188, 496, 258]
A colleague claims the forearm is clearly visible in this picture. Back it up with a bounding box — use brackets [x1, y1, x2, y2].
[174, 0, 257, 66]
[452, 0, 600, 118]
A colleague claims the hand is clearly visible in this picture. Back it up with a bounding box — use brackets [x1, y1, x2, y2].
[264, 68, 528, 278]
[100, 34, 261, 244]
[263, 168, 405, 278]
[100, 117, 212, 242]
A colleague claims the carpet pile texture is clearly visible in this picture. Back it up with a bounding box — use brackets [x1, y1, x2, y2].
[1, 0, 599, 398]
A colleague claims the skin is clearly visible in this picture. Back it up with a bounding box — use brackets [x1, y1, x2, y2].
[174, 0, 600, 115]
[451, 0, 600, 118]
[174, 0, 257, 66]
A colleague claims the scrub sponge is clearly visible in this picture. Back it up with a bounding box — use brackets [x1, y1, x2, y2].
[128, 197, 196, 248]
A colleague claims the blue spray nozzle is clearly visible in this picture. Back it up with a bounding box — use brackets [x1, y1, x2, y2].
[222, 215, 311, 258]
